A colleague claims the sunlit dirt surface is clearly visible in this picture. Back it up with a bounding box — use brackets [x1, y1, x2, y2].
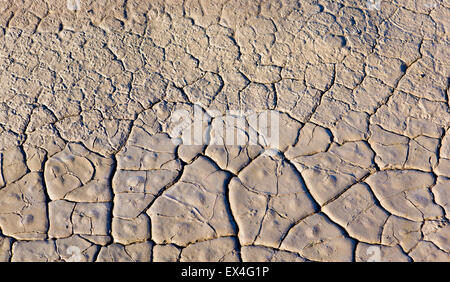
[0, 0, 448, 262]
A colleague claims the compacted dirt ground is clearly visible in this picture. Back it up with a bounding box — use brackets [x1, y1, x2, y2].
[0, 0, 448, 262]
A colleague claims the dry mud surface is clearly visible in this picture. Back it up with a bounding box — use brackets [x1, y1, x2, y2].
[0, 0, 449, 262]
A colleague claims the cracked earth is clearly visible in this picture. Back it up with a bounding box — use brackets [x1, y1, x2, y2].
[0, 0, 449, 262]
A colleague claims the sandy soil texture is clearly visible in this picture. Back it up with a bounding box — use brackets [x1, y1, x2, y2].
[0, 0, 449, 262]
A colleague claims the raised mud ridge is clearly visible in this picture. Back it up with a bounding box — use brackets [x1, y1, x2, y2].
[0, 0, 448, 262]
